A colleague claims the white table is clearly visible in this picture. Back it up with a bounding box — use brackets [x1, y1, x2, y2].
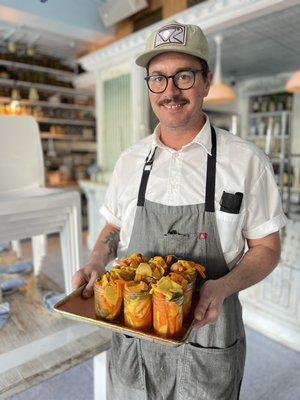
[79, 180, 108, 251]
[0, 188, 83, 294]
[0, 278, 111, 399]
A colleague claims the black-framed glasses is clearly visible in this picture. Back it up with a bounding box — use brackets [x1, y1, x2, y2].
[145, 69, 203, 93]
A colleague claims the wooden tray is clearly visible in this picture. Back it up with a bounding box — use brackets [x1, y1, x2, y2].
[54, 285, 198, 347]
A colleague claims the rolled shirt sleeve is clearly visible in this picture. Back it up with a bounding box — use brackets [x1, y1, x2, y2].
[100, 162, 122, 228]
[243, 160, 288, 239]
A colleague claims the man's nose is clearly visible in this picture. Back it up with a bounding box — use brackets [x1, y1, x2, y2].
[164, 77, 181, 97]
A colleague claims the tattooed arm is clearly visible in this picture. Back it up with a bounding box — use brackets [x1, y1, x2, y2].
[72, 222, 120, 297]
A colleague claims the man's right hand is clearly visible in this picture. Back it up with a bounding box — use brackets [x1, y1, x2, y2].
[72, 222, 120, 298]
[72, 264, 100, 298]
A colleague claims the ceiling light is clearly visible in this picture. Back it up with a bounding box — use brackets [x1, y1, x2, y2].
[285, 70, 300, 93]
[204, 35, 236, 105]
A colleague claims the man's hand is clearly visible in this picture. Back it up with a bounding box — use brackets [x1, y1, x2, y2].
[72, 222, 120, 298]
[193, 279, 227, 329]
[193, 232, 281, 329]
[72, 263, 100, 298]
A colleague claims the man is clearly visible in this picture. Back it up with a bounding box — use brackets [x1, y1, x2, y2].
[73, 22, 287, 400]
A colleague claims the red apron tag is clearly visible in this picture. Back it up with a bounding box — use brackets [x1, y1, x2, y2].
[199, 232, 207, 240]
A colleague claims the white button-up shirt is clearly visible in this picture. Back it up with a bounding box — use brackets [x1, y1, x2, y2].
[100, 116, 287, 264]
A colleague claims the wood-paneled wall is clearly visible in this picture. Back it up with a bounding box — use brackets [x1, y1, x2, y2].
[162, 0, 187, 19]
[80, 0, 188, 56]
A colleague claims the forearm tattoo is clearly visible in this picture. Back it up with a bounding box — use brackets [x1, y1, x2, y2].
[102, 230, 120, 256]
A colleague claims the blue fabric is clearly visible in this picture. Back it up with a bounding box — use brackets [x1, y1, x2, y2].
[43, 291, 65, 311]
[0, 261, 33, 275]
[0, 278, 25, 294]
[0, 302, 10, 329]
[0, 242, 10, 252]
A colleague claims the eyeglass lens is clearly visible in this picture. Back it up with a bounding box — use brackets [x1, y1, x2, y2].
[147, 70, 196, 93]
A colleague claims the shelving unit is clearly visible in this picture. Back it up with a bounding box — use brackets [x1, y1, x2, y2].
[248, 111, 291, 196]
[0, 51, 97, 228]
[247, 92, 298, 217]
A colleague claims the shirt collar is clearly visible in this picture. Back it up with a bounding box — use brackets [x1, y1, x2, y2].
[151, 113, 212, 155]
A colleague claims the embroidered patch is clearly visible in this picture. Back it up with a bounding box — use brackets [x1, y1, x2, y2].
[199, 232, 207, 240]
[154, 24, 186, 48]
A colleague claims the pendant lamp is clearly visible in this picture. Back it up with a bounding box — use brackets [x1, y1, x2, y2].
[204, 35, 236, 105]
[285, 70, 300, 93]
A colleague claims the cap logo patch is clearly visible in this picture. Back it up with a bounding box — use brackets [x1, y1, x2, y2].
[154, 24, 186, 48]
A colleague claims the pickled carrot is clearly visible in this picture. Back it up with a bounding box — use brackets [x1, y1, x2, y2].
[169, 272, 188, 289]
[194, 263, 206, 279]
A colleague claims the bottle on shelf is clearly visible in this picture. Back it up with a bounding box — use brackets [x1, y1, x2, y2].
[28, 87, 39, 101]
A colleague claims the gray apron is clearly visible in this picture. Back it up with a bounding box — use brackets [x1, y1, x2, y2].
[107, 126, 246, 400]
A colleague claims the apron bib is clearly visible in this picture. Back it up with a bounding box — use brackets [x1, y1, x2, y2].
[107, 126, 246, 400]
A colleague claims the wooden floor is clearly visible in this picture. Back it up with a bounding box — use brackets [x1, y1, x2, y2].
[0, 234, 110, 399]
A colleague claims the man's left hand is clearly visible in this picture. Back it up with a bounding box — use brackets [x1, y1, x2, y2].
[193, 279, 228, 329]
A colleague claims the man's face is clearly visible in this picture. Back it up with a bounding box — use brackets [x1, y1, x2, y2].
[147, 52, 211, 131]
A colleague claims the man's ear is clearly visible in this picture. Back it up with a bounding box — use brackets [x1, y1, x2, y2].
[203, 71, 213, 97]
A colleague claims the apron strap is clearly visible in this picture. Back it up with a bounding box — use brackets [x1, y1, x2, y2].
[205, 125, 217, 212]
[136, 125, 217, 209]
[137, 147, 157, 206]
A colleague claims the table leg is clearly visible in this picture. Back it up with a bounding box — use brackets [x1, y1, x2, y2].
[60, 201, 82, 294]
[32, 235, 46, 275]
[11, 240, 21, 259]
[94, 350, 107, 400]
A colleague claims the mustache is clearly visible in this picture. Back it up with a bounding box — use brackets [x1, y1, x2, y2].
[158, 96, 189, 106]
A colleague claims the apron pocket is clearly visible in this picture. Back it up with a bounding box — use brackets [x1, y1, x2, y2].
[179, 339, 242, 400]
[164, 232, 206, 264]
[110, 333, 143, 390]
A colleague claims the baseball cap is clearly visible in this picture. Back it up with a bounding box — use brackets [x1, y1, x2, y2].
[135, 22, 210, 68]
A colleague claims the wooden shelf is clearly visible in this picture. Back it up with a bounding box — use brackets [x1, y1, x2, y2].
[42, 140, 97, 152]
[0, 97, 94, 111]
[249, 111, 291, 118]
[37, 117, 94, 126]
[0, 78, 92, 96]
[41, 133, 94, 141]
[0, 59, 75, 80]
[247, 135, 289, 140]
